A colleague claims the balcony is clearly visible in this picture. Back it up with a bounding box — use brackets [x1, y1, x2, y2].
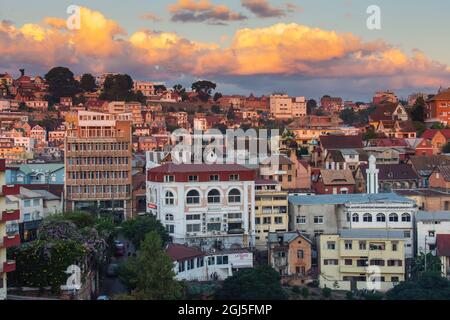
[0, 260, 16, 273]
[0, 234, 20, 248]
[2, 185, 20, 196]
[227, 228, 245, 235]
[1, 209, 20, 222]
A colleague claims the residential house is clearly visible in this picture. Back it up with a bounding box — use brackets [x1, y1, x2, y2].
[395, 189, 450, 211]
[428, 165, 450, 190]
[416, 211, 450, 256]
[420, 129, 450, 154]
[408, 155, 450, 187]
[312, 169, 355, 195]
[6, 163, 65, 185]
[425, 88, 450, 125]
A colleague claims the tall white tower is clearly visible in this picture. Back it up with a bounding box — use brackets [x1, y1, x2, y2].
[366, 155, 379, 194]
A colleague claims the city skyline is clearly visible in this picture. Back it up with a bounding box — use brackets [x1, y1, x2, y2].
[0, 1, 450, 100]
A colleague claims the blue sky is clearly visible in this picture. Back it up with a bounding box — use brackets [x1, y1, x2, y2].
[0, 0, 449, 101]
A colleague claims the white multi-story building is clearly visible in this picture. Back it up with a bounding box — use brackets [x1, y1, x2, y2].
[416, 211, 450, 255]
[270, 94, 307, 120]
[146, 163, 256, 250]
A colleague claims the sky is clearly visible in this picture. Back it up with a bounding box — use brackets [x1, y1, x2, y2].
[0, 0, 449, 101]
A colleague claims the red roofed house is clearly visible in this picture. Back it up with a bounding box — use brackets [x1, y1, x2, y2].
[428, 165, 450, 190]
[421, 129, 450, 155]
[425, 88, 450, 125]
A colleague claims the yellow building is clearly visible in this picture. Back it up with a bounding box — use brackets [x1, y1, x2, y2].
[319, 229, 405, 292]
[1, 159, 21, 300]
[255, 180, 289, 250]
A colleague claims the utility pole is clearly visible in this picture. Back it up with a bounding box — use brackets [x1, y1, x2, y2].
[424, 235, 428, 272]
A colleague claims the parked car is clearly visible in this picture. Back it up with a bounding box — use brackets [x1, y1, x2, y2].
[106, 263, 119, 277]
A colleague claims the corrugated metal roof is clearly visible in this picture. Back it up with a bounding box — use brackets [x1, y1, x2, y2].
[289, 193, 415, 205]
[339, 229, 405, 239]
[416, 211, 450, 221]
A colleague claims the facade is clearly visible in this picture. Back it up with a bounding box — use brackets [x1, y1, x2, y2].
[312, 169, 355, 195]
[167, 243, 253, 281]
[416, 211, 450, 256]
[270, 94, 306, 120]
[425, 88, 450, 125]
[319, 229, 405, 292]
[259, 154, 298, 190]
[0, 159, 21, 300]
[64, 111, 133, 221]
[6, 163, 64, 185]
[147, 163, 256, 250]
[267, 231, 312, 278]
[254, 180, 289, 250]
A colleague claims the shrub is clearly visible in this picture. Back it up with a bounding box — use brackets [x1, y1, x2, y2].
[292, 286, 301, 294]
[322, 287, 332, 298]
[308, 280, 319, 288]
[364, 292, 384, 300]
[301, 287, 309, 299]
[346, 291, 354, 300]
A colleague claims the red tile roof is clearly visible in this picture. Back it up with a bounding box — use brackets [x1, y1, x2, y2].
[359, 163, 419, 181]
[436, 234, 450, 257]
[421, 129, 450, 140]
[166, 243, 205, 261]
[320, 135, 364, 150]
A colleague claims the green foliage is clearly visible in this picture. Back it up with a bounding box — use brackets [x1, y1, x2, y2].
[431, 122, 448, 130]
[12, 240, 86, 293]
[442, 142, 450, 154]
[301, 287, 309, 299]
[117, 231, 183, 300]
[414, 121, 427, 137]
[215, 266, 287, 300]
[211, 105, 221, 114]
[363, 128, 379, 141]
[386, 272, 450, 300]
[185, 282, 220, 300]
[121, 215, 169, 250]
[411, 97, 426, 122]
[292, 285, 301, 294]
[45, 67, 80, 103]
[364, 291, 384, 300]
[192, 80, 217, 102]
[306, 99, 317, 114]
[412, 253, 443, 278]
[322, 287, 332, 298]
[213, 92, 223, 102]
[100, 74, 142, 102]
[307, 279, 319, 288]
[346, 291, 354, 300]
[80, 73, 97, 93]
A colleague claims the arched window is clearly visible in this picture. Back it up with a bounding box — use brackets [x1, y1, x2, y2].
[165, 191, 175, 205]
[389, 213, 399, 222]
[352, 213, 359, 222]
[207, 189, 221, 204]
[376, 213, 386, 222]
[401, 213, 411, 222]
[165, 214, 174, 221]
[186, 190, 200, 204]
[228, 189, 241, 203]
[363, 213, 372, 222]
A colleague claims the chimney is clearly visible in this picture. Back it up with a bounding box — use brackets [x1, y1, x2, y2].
[366, 155, 379, 194]
[19, 69, 25, 77]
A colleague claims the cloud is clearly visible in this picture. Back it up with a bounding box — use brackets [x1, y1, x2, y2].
[241, 0, 295, 18]
[169, 0, 247, 24]
[140, 12, 163, 22]
[0, 7, 449, 97]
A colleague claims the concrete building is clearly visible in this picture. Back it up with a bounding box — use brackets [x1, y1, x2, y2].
[254, 180, 289, 250]
[166, 243, 253, 281]
[415, 211, 450, 256]
[0, 159, 21, 300]
[64, 111, 133, 221]
[270, 94, 307, 120]
[268, 231, 312, 278]
[319, 229, 405, 292]
[147, 163, 256, 250]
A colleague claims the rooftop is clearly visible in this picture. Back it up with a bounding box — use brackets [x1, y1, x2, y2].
[289, 193, 415, 206]
[339, 229, 405, 239]
[416, 211, 450, 222]
[148, 163, 254, 174]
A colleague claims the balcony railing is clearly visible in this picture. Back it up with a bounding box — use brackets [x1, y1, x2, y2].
[0, 234, 20, 249]
[0, 260, 16, 273]
[1, 209, 20, 222]
[2, 185, 20, 196]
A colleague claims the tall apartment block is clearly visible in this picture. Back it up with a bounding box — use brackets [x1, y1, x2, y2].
[64, 111, 133, 222]
[1, 159, 21, 300]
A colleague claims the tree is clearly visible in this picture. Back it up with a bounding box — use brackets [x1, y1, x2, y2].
[431, 122, 447, 130]
[411, 252, 443, 278]
[307, 99, 317, 114]
[79, 73, 97, 93]
[100, 74, 134, 101]
[363, 128, 378, 141]
[173, 84, 188, 101]
[215, 266, 287, 300]
[191, 80, 217, 102]
[213, 92, 223, 102]
[211, 105, 221, 114]
[45, 67, 80, 103]
[116, 231, 183, 300]
[386, 272, 450, 300]
[226, 106, 236, 120]
[121, 215, 169, 250]
[154, 85, 167, 94]
[411, 97, 426, 122]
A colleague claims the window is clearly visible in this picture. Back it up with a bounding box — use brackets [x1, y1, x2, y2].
[392, 242, 398, 251]
[33, 199, 40, 206]
[207, 189, 221, 204]
[297, 250, 304, 259]
[345, 241, 353, 250]
[352, 213, 359, 222]
[376, 213, 386, 222]
[363, 213, 372, 222]
[314, 230, 324, 237]
[210, 175, 219, 181]
[187, 224, 201, 232]
[207, 223, 221, 231]
[324, 259, 338, 265]
[274, 217, 283, 224]
[187, 259, 195, 270]
[263, 217, 271, 224]
[357, 259, 368, 267]
[197, 257, 204, 268]
[391, 277, 400, 283]
[165, 214, 174, 221]
[178, 261, 185, 272]
[186, 214, 201, 220]
[164, 175, 174, 182]
[186, 190, 200, 204]
[216, 256, 229, 265]
[24, 200, 31, 207]
[228, 189, 241, 203]
[327, 242, 336, 250]
[344, 259, 353, 266]
[370, 259, 385, 266]
[359, 241, 367, 250]
[277, 251, 286, 258]
[369, 243, 385, 250]
[387, 260, 402, 267]
[297, 216, 306, 224]
[404, 231, 411, 238]
[314, 216, 324, 224]
[166, 224, 175, 234]
[229, 174, 239, 181]
[401, 213, 411, 222]
[188, 175, 198, 182]
[255, 217, 261, 225]
[389, 213, 399, 222]
[208, 257, 215, 265]
[165, 191, 175, 205]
